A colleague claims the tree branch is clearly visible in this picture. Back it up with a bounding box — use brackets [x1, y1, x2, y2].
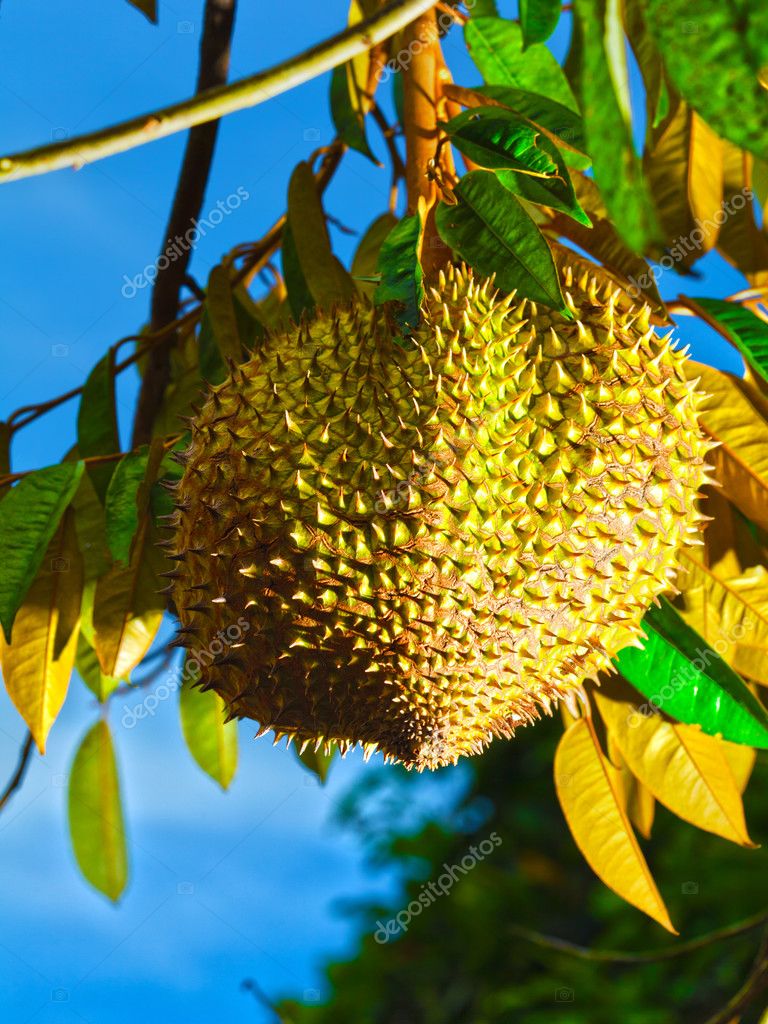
[132, 0, 237, 447]
[0, 732, 34, 814]
[0, 0, 436, 185]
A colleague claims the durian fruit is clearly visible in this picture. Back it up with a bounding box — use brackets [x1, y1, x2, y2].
[166, 258, 711, 770]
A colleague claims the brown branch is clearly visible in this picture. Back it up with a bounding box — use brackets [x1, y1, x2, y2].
[132, 0, 238, 447]
[0, 732, 34, 814]
[704, 930, 768, 1024]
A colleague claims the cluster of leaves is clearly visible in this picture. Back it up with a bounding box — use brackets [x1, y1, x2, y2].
[276, 718, 768, 1024]
[1, 0, 768, 920]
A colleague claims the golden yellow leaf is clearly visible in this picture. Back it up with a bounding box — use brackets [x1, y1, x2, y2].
[607, 734, 655, 839]
[721, 738, 756, 794]
[688, 360, 768, 530]
[0, 508, 83, 752]
[554, 716, 676, 932]
[596, 692, 755, 847]
[717, 141, 768, 280]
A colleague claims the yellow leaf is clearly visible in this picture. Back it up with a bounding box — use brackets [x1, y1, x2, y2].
[554, 716, 676, 932]
[688, 360, 768, 530]
[722, 738, 756, 794]
[93, 520, 165, 679]
[717, 140, 768, 280]
[607, 734, 655, 839]
[596, 692, 755, 847]
[0, 508, 83, 752]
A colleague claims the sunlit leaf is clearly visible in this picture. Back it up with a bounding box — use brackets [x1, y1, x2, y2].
[0, 461, 84, 642]
[374, 213, 424, 332]
[179, 670, 238, 790]
[435, 170, 566, 311]
[497, 134, 590, 226]
[571, 0, 658, 252]
[443, 109, 559, 177]
[464, 17, 578, 111]
[615, 598, 768, 748]
[646, 0, 768, 162]
[519, 0, 561, 47]
[554, 716, 676, 932]
[286, 162, 357, 310]
[105, 440, 166, 564]
[68, 720, 128, 901]
[0, 509, 82, 752]
[77, 351, 120, 503]
[596, 691, 755, 845]
[607, 734, 655, 839]
[682, 298, 768, 388]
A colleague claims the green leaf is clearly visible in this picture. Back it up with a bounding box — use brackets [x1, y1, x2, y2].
[286, 162, 357, 309]
[615, 598, 768, 748]
[330, 63, 376, 161]
[443, 109, 558, 177]
[464, 17, 578, 112]
[351, 212, 398, 300]
[179, 670, 238, 790]
[519, 0, 561, 47]
[282, 221, 316, 321]
[645, 0, 768, 162]
[682, 298, 768, 388]
[435, 170, 566, 311]
[571, 0, 659, 252]
[105, 440, 165, 565]
[293, 743, 336, 784]
[68, 720, 128, 901]
[206, 266, 243, 366]
[126, 0, 156, 22]
[476, 85, 589, 164]
[496, 134, 591, 226]
[76, 632, 120, 703]
[77, 352, 120, 503]
[0, 462, 84, 642]
[374, 214, 424, 332]
[198, 310, 226, 385]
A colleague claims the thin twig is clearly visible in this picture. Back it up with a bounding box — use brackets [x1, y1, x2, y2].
[0, 732, 34, 814]
[132, 0, 237, 447]
[703, 929, 768, 1024]
[0, 0, 436, 185]
[509, 911, 768, 964]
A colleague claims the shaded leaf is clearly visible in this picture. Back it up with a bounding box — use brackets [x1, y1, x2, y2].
[282, 221, 316, 321]
[294, 744, 336, 784]
[374, 214, 424, 332]
[554, 716, 675, 932]
[206, 265, 243, 366]
[607, 734, 655, 839]
[287, 162, 357, 309]
[683, 297, 768, 388]
[68, 720, 128, 901]
[716, 142, 768, 279]
[0, 461, 84, 642]
[596, 691, 754, 845]
[435, 170, 566, 311]
[76, 631, 120, 703]
[465, 17, 577, 111]
[519, 0, 560, 47]
[179, 670, 238, 790]
[623, 0, 669, 132]
[351, 212, 398, 300]
[571, 0, 658, 252]
[77, 351, 120, 503]
[0, 509, 82, 752]
[72, 470, 112, 583]
[615, 598, 768, 748]
[105, 440, 165, 564]
[646, 0, 768, 162]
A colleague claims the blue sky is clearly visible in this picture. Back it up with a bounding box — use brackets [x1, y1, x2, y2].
[0, 1, 751, 1021]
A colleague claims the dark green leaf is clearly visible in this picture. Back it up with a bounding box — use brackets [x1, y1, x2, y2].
[435, 170, 566, 311]
[476, 85, 589, 164]
[76, 632, 119, 702]
[683, 298, 768, 388]
[0, 461, 84, 642]
[68, 720, 128, 901]
[206, 266, 243, 366]
[330, 63, 376, 161]
[464, 17, 578, 112]
[105, 440, 165, 565]
[77, 352, 120, 503]
[571, 0, 659, 252]
[294, 743, 336, 784]
[646, 0, 768, 162]
[615, 598, 768, 748]
[287, 162, 357, 309]
[198, 309, 227, 385]
[497, 134, 591, 226]
[282, 222, 315, 321]
[520, 0, 561, 47]
[444, 109, 558, 177]
[351, 212, 398, 300]
[179, 670, 238, 790]
[374, 214, 424, 332]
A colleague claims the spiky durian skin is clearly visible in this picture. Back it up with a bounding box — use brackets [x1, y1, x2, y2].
[168, 261, 710, 769]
